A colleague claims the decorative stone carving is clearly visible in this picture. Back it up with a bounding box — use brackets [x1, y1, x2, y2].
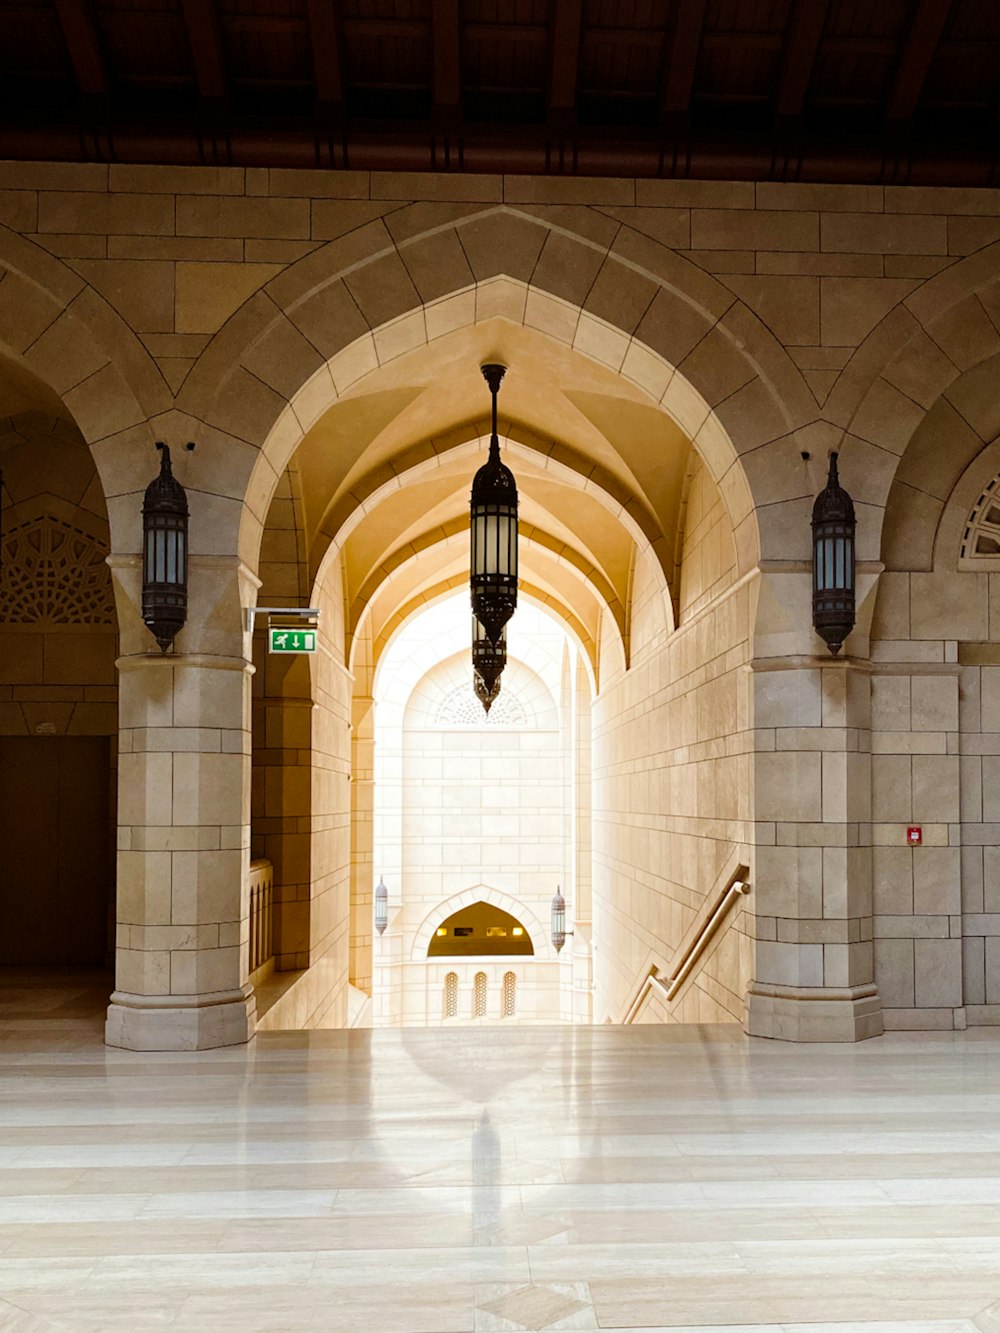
[962, 477, 1000, 558]
[434, 681, 529, 727]
[0, 514, 114, 625]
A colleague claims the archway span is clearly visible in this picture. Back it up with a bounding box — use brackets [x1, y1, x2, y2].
[167, 206, 783, 575]
[841, 252, 1000, 563]
[316, 427, 670, 600]
[345, 521, 626, 659]
[0, 226, 171, 533]
[235, 278, 760, 577]
[374, 593, 586, 716]
[361, 578, 600, 694]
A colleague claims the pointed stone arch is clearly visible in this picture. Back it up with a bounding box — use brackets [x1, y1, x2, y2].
[168, 205, 821, 576]
[837, 244, 1000, 564]
[0, 224, 171, 554]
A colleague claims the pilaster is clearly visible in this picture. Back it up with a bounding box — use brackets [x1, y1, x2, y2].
[746, 655, 883, 1041]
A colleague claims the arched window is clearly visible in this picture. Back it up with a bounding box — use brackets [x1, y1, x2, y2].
[434, 683, 529, 727]
[428, 902, 533, 956]
[963, 476, 1000, 560]
[502, 971, 516, 1018]
[444, 972, 458, 1019]
[473, 971, 488, 1018]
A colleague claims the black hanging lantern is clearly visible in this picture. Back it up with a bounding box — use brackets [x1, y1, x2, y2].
[472, 613, 506, 710]
[142, 443, 189, 653]
[551, 888, 567, 954]
[811, 452, 856, 657]
[474, 672, 501, 713]
[374, 875, 388, 936]
[470, 364, 518, 645]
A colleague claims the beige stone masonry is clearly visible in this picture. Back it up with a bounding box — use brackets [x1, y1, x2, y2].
[5, 161, 1000, 1045]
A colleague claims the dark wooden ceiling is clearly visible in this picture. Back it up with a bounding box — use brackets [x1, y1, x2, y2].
[1, 0, 999, 183]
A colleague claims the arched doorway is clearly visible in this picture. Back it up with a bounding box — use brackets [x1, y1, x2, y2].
[245, 289, 755, 1035]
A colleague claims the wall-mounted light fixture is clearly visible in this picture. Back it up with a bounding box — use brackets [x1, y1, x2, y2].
[374, 875, 388, 936]
[470, 363, 518, 646]
[551, 887, 573, 954]
[811, 451, 856, 657]
[142, 443, 191, 653]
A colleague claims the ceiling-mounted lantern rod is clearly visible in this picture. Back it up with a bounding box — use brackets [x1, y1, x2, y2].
[472, 613, 506, 713]
[811, 451, 856, 657]
[470, 363, 518, 647]
[142, 442, 192, 654]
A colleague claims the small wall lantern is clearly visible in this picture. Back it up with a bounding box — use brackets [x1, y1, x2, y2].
[470, 363, 518, 646]
[374, 875, 388, 936]
[812, 451, 856, 657]
[142, 443, 190, 653]
[551, 887, 573, 954]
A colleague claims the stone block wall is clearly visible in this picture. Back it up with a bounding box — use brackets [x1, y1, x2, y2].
[7, 159, 1000, 1041]
[593, 465, 753, 1024]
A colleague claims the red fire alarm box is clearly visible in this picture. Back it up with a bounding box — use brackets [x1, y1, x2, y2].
[906, 826, 922, 846]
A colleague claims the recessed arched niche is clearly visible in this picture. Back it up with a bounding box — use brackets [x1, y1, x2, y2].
[427, 902, 534, 957]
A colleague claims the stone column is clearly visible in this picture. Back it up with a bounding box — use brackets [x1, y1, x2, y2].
[105, 554, 257, 1050]
[746, 658, 883, 1041]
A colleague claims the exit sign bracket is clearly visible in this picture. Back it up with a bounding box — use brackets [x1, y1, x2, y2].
[247, 606, 321, 654]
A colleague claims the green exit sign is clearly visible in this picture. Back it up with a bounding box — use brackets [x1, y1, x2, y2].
[269, 627, 317, 654]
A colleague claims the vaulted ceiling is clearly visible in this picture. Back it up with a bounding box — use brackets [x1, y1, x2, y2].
[2, 0, 998, 184]
[264, 316, 693, 681]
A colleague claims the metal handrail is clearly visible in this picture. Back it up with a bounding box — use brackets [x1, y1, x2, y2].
[623, 866, 750, 1023]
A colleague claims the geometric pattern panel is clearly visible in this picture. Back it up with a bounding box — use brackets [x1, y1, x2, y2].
[434, 680, 529, 728]
[962, 474, 1000, 558]
[0, 514, 115, 625]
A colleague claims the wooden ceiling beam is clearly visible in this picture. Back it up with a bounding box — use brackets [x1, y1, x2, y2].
[431, 0, 462, 119]
[661, 0, 709, 120]
[54, 0, 107, 97]
[180, 0, 227, 102]
[306, 0, 345, 109]
[774, 0, 830, 119]
[886, 0, 954, 123]
[549, 0, 583, 116]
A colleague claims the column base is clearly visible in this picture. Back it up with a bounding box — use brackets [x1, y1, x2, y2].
[746, 982, 883, 1043]
[105, 986, 257, 1051]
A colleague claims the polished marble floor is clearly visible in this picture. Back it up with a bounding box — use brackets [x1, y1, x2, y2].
[3, 971, 1000, 1332]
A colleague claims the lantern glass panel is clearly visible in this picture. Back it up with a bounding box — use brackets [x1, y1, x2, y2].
[551, 900, 565, 935]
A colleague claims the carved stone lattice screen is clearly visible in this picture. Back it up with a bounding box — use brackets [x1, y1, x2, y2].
[962, 476, 1000, 559]
[444, 972, 458, 1019]
[0, 514, 114, 625]
[434, 683, 528, 728]
[473, 972, 488, 1018]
